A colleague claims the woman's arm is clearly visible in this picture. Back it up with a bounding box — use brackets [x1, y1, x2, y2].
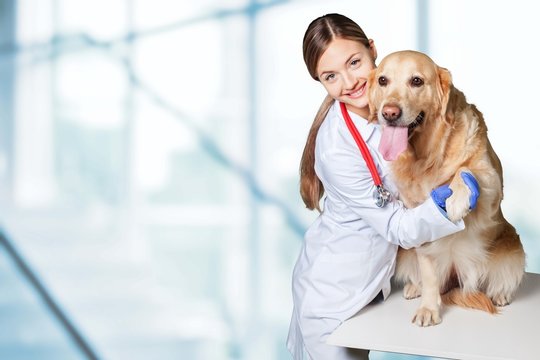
[317, 147, 464, 249]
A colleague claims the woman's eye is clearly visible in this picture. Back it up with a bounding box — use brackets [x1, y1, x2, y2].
[350, 59, 360, 67]
[325, 74, 335, 81]
[411, 77, 424, 87]
[378, 76, 387, 86]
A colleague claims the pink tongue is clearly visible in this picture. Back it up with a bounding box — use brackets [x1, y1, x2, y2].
[379, 126, 409, 161]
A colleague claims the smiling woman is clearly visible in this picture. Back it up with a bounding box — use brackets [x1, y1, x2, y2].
[288, 13, 478, 360]
[316, 38, 376, 118]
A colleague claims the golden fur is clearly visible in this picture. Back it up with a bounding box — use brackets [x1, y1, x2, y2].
[367, 50, 526, 326]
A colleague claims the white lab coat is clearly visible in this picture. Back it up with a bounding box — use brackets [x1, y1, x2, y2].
[287, 100, 465, 360]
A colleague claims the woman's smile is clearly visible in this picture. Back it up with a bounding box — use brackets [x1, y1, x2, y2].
[346, 82, 366, 99]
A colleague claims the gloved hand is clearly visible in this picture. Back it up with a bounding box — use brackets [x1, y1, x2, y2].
[461, 172, 479, 209]
[431, 172, 480, 212]
[431, 184, 452, 211]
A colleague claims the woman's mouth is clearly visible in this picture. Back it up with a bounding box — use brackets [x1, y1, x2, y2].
[347, 83, 366, 99]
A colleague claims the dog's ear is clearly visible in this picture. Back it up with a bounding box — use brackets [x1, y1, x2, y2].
[367, 68, 378, 123]
[437, 66, 453, 121]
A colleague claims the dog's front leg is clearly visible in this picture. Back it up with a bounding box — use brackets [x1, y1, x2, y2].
[412, 253, 442, 326]
[446, 167, 474, 222]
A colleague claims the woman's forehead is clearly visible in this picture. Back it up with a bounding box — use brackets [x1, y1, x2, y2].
[317, 38, 369, 72]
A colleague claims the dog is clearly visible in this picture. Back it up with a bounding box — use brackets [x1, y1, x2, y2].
[367, 50, 526, 326]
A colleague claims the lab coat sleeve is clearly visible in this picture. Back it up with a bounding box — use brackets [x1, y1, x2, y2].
[317, 147, 465, 249]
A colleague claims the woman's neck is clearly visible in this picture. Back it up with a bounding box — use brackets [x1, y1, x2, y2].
[345, 103, 369, 120]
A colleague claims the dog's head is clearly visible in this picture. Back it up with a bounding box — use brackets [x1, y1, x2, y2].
[367, 50, 452, 161]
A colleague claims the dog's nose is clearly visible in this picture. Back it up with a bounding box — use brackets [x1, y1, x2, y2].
[382, 104, 402, 122]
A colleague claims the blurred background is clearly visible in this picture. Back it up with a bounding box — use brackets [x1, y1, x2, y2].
[0, 0, 539, 359]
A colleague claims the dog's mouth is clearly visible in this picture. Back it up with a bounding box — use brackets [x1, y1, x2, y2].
[379, 110, 426, 161]
[408, 111, 425, 135]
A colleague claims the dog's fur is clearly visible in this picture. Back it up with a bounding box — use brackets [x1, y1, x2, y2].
[367, 50, 526, 326]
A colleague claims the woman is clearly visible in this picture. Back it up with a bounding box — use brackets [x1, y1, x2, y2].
[287, 13, 478, 359]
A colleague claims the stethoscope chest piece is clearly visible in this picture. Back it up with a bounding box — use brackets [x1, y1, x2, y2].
[373, 185, 391, 208]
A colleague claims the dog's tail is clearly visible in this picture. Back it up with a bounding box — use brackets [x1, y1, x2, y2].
[442, 289, 499, 314]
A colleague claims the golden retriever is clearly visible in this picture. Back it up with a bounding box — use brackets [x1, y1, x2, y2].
[367, 50, 526, 326]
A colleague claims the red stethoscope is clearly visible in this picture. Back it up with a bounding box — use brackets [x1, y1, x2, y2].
[340, 101, 391, 208]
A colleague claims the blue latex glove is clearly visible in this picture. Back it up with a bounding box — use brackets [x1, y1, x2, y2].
[430, 172, 480, 212]
[431, 184, 452, 212]
[461, 172, 479, 210]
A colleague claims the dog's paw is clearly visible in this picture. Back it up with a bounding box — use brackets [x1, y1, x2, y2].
[412, 307, 442, 327]
[491, 293, 512, 307]
[403, 283, 422, 299]
[445, 170, 477, 222]
[445, 187, 471, 222]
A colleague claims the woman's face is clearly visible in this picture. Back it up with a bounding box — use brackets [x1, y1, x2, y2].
[316, 37, 377, 119]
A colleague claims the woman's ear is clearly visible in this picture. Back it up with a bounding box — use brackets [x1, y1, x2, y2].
[437, 66, 452, 120]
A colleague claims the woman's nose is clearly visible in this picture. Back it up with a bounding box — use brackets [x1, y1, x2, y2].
[343, 72, 358, 90]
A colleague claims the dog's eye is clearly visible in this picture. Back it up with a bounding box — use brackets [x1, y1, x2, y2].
[411, 77, 424, 87]
[378, 76, 388, 86]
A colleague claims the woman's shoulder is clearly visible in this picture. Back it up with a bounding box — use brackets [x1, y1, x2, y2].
[316, 100, 341, 144]
[316, 101, 358, 164]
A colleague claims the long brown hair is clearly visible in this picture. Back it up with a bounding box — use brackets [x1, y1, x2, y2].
[300, 13, 371, 211]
